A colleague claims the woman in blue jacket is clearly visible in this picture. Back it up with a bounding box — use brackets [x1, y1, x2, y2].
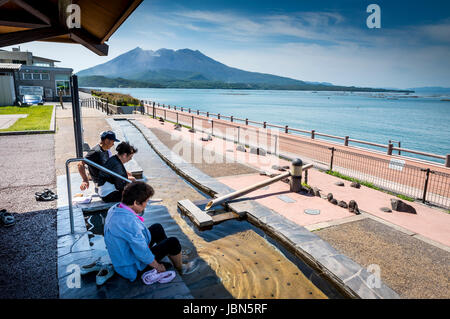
[104, 182, 182, 281]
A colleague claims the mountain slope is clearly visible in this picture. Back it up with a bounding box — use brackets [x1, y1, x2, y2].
[77, 47, 307, 85]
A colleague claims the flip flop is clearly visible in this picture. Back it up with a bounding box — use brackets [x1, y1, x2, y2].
[0, 209, 15, 227]
[141, 269, 176, 285]
[35, 189, 58, 201]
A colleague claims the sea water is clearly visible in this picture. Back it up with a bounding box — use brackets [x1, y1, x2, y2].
[87, 88, 450, 164]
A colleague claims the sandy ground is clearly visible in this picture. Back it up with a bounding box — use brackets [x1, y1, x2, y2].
[315, 218, 450, 299]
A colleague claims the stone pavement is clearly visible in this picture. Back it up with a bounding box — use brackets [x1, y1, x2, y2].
[0, 114, 28, 129]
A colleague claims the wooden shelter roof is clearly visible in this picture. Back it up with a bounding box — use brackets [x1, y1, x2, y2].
[0, 0, 143, 55]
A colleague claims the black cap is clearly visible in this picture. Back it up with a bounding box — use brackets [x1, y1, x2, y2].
[101, 131, 120, 142]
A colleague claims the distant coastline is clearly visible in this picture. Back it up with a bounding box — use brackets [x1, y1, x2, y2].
[78, 75, 413, 93]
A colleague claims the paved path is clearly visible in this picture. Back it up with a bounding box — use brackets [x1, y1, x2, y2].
[0, 133, 58, 298]
[0, 114, 28, 129]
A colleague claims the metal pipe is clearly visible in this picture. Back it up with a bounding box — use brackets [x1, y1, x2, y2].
[205, 163, 314, 210]
[65, 157, 132, 234]
[205, 171, 290, 210]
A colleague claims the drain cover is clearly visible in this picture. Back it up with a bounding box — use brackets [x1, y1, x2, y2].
[277, 195, 296, 203]
[304, 209, 320, 215]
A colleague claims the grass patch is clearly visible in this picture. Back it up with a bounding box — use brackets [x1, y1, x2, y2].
[0, 105, 53, 132]
[325, 169, 415, 202]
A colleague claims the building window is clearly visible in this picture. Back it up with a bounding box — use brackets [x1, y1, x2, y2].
[33, 62, 51, 67]
[41, 73, 49, 80]
[56, 80, 70, 96]
[32, 73, 41, 80]
[22, 73, 32, 80]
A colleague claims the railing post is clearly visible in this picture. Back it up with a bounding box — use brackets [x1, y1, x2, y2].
[328, 147, 335, 171]
[211, 120, 214, 136]
[387, 143, 393, 155]
[263, 121, 266, 129]
[398, 141, 401, 155]
[344, 136, 349, 146]
[246, 118, 248, 125]
[421, 168, 431, 204]
[197, 110, 199, 115]
[285, 125, 288, 133]
[446, 154, 450, 168]
[230, 115, 233, 122]
[191, 116, 194, 130]
[218, 113, 220, 119]
[207, 112, 209, 117]
[164, 109, 166, 120]
[181, 107, 183, 112]
[311, 130, 315, 139]
[188, 108, 191, 113]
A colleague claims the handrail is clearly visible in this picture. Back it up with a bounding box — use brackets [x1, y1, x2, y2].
[65, 157, 132, 234]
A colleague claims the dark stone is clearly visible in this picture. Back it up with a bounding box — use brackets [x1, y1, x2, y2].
[327, 193, 333, 201]
[348, 200, 361, 215]
[236, 145, 246, 152]
[188, 128, 195, 133]
[259, 171, 267, 176]
[281, 178, 290, 184]
[307, 187, 315, 195]
[200, 137, 209, 141]
[390, 199, 417, 214]
[312, 187, 321, 197]
[250, 147, 266, 156]
[158, 117, 164, 122]
[330, 198, 338, 205]
[335, 181, 344, 186]
[350, 182, 361, 189]
[380, 207, 392, 213]
[338, 200, 348, 208]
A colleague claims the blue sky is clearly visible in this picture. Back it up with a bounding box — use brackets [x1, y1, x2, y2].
[4, 0, 450, 88]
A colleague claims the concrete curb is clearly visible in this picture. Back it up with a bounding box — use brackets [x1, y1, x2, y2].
[130, 118, 401, 299]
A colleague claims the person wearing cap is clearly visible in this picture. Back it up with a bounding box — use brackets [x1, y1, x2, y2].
[78, 131, 125, 191]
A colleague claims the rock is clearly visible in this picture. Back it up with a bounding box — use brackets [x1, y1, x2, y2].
[250, 147, 266, 156]
[327, 193, 333, 201]
[281, 178, 290, 184]
[330, 198, 338, 205]
[188, 128, 195, 133]
[236, 145, 246, 152]
[350, 182, 361, 189]
[259, 171, 267, 176]
[200, 137, 209, 141]
[307, 187, 315, 195]
[271, 165, 286, 172]
[380, 207, 392, 213]
[338, 201, 348, 208]
[159, 117, 164, 122]
[335, 181, 344, 186]
[312, 187, 321, 197]
[348, 200, 361, 215]
[390, 199, 417, 214]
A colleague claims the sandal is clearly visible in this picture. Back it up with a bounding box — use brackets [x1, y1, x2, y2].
[35, 189, 58, 201]
[141, 269, 176, 285]
[0, 209, 15, 227]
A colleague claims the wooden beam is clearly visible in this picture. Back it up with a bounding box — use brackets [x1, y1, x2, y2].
[0, 26, 67, 47]
[0, 0, 10, 8]
[69, 29, 108, 56]
[10, 0, 52, 25]
[101, 0, 143, 43]
[0, 19, 49, 28]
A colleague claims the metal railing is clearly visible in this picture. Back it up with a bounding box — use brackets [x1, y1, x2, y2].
[81, 96, 450, 209]
[65, 158, 132, 234]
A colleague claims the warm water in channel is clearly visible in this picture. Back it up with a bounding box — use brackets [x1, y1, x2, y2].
[85, 120, 343, 299]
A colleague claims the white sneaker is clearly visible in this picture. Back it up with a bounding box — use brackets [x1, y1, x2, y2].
[80, 259, 103, 275]
[96, 264, 115, 285]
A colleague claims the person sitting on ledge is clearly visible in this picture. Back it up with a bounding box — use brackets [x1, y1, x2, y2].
[97, 141, 137, 203]
[78, 130, 119, 191]
[104, 182, 183, 282]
